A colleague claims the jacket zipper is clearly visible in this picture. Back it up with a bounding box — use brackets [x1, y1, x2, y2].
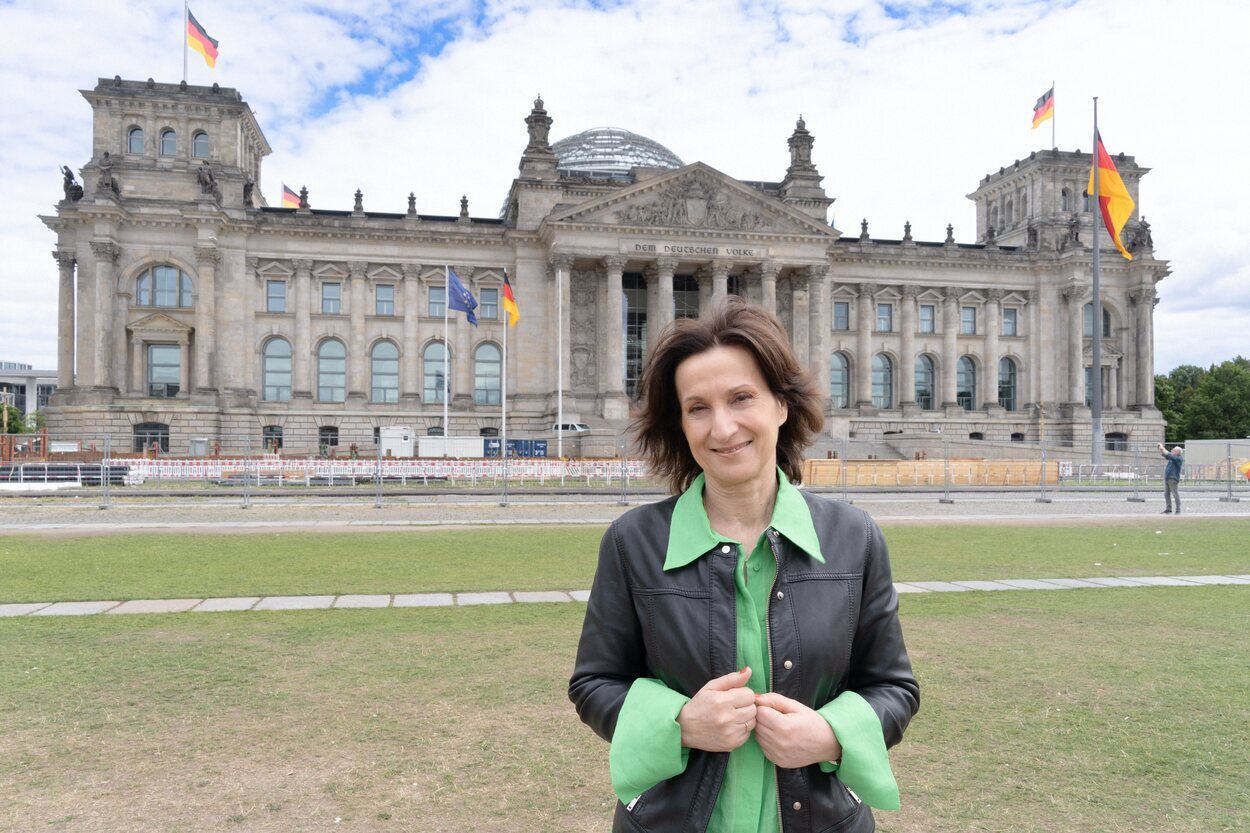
[765, 529, 785, 832]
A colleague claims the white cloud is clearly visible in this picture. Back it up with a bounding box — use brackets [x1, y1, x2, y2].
[1, 0, 1247, 376]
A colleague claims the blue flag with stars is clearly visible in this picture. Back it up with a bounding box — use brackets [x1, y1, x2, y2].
[446, 266, 478, 326]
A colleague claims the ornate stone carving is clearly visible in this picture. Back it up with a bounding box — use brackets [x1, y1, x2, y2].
[549, 252, 575, 276]
[1129, 217, 1153, 253]
[407, 193, 417, 217]
[291, 258, 314, 276]
[570, 273, 598, 392]
[347, 261, 369, 279]
[353, 190, 364, 213]
[945, 224, 955, 244]
[614, 176, 772, 231]
[787, 116, 815, 172]
[61, 165, 83, 202]
[859, 219, 870, 240]
[902, 221, 913, 242]
[246, 256, 259, 273]
[525, 95, 553, 151]
[402, 263, 422, 281]
[858, 282, 879, 298]
[196, 161, 220, 201]
[985, 288, 1005, 303]
[1060, 284, 1082, 304]
[943, 286, 963, 302]
[195, 246, 220, 267]
[602, 255, 626, 272]
[89, 240, 120, 264]
[1129, 286, 1156, 306]
[53, 250, 76, 270]
[759, 260, 780, 280]
[900, 284, 920, 299]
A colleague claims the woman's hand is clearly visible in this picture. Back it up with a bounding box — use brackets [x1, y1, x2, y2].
[754, 692, 842, 769]
[677, 667, 757, 752]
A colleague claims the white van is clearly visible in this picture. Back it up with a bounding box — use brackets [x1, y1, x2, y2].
[550, 422, 591, 433]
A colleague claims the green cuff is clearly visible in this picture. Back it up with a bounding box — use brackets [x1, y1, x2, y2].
[817, 690, 901, 811]
[609, 678, 691, 804]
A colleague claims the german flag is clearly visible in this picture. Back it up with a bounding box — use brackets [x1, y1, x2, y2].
[1086, 130, 1135, 261]
[281, 184, 300, 208]
[1031, 87, 1054, 129]
[502, 270, 520, 326]
[187, 10, 219, 69]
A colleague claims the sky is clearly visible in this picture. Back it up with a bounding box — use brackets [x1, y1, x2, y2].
[1, 0, 1246, 375]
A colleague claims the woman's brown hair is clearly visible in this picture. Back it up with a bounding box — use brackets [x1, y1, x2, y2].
[631, 296, 824, 494]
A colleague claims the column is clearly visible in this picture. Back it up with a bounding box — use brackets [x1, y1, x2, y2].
[711, 261, 729, 300]
[791, 270, 810, 375]
[899, 285, 917, 408]
[984, 288, 1003, 410]
[1027, 289, 1042, 407]
[653, 257, 675, 334]
[1130, 286, 1155, 407]
[244, 257, 260, 394]
[549, 253, 575, 411]
[193, 245, 219, 393]
[75, 248, 95, 389]
[760, 261, 779, 315]
[941, 287, 960, 407]
[347, 261, 368, 400]
[292, 259, 313, 399]
[453, 265, 474, 406]
[695, 266, 712, 315]
[89, 241, 120, 389]
[54, 250, 76, 389]
[112, 279, 131, 392]
[401, 263, 421, 403]
[806, 265, 829, 394]
[1107, 364, 1118, 410]
[1063, 286, 1083, 404]
[177, 333, 190, 395]
[855, 283, 876, 408]
[602, 256, 626, 397]
[131, 336, 144, 395]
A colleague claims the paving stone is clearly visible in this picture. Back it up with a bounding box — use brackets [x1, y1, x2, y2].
[892, 583, 930, 594]
[997, 578, 1069, 590]
[31, 601, 120, 616]
[194, 597, 260, 612]
[907, 581, 969, 592]
[108, 599, 202, 614]
[1038, 577, 1107, 589]
[253, 595, 336, 611]
[1172, 575, 1250, 585]
[0, 602, 52, 617]
[457, 592, 513, 606]
[569, 590, 591, 602]
[950, 580, 1015, 591]
[333, 595, 392, 608]
[1128, 576, 1201, 587]
[1082, 576, 1151, 587]
[393, 593, 454, 607]
[513, 591, 572, 603]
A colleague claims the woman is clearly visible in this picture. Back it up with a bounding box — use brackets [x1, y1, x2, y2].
[569, 298, 919, 832]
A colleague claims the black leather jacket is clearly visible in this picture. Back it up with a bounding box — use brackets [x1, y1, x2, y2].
[569, 490, 919, 833]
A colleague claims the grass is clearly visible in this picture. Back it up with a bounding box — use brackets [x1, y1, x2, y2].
[2, 587, 1247, 832]
[1, 519, 1247, 603]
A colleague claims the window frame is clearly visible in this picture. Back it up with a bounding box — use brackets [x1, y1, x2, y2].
[127, 126, 145, 155]
[960, 306, 977, 335]
[871, 353, 893, 409]
[146, 343, 181, 398]
[375, 284, 395, 316]
[423, 341, 449, 403]
[262, 338, 292, 402]
[370, 341, 399, 403]
[915, 355, 935, 410]
[1001, 307, 1018, 337]
[832, 300, 850, 332]
[321, 282, 342, 315]
[875, 302, 893, 333]
[266, 280, 287, 313]
[316, 339, 347, 403]
[133, 422, 170, 453]
[478, 287, 498, 320]
[918, 303, 935, 334]
[998, 357, 1017, 411]
[428, 286, 446, 318]
[159, 128, 177, 156]
[191, 131, 209, 159]
[956, 356, 977, 410]
[829, 352, 850, 408]
[474, 342, 502, 405]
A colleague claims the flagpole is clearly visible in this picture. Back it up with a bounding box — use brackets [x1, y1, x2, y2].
[500, 271, 509, 506]
[1090, 97, 1103, 469]
[557, 263, 564, 461]
[1051, 80, 1056, 149]
[443, 265, 450, 458]
[183, 0, 189, 83]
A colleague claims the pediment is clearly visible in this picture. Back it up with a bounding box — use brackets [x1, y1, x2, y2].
[129, 311, 193, 336]
[547, 163, 836, 237]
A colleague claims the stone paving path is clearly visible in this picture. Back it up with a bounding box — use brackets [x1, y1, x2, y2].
[4, 575, 1248, 617]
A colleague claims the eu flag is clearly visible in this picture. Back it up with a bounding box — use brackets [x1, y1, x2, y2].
[446, 267, 478, 326]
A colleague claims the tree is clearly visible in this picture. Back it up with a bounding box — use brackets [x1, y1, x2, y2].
[1, 403, 29, 434]
[1182, 357, 1250, 440]
[1155, 364, 1206, 443]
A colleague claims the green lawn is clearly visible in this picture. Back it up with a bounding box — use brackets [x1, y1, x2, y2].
[1, 519, 1247, 603]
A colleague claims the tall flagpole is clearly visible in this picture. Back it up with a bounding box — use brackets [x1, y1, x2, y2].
[183, 1, 189, 83]
[557, 263, 564, 460]
[1051, 80, 1056, 149]
[501, 271, 509, 504]
[443, 265, 450, 458]
[1090, 98, 1103, 469]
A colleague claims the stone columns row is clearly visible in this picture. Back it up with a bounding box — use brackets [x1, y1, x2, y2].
[348, 261, 368, 400]
[855, 283, 876, 407]
[941, 288, 959, 406]
[1063, 285, 1083, 404]
[54, 250, 76, 389]
[983, 288, 1002, 408]
[1130, 286, 1156, 407]
[193, 245, 219, 393]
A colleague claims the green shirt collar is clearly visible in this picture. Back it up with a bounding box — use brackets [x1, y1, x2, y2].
[664, 468, 824, 571]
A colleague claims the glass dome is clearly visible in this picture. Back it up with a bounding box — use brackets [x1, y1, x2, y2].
[551, 127, 684, 178]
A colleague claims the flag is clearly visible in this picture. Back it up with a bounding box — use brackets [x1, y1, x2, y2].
[447, 267, 478, 326]
[1031, 87, 1054, 129]
[281, 184, 300, 208]
[502, 270, 520, 326]
[1239, 460, 1250, 482]
[187, 10, 219, 69]
[1087, 130, 1135, 260]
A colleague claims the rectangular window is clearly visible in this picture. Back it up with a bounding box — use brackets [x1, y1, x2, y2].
[479, 288, 498, 320]
[375, 284, 395, 316]
[961, 306, 977, 335]
[919, 304, 935, 334]
[876, 303, 893, 332]
[147, 344, 181, 398]
[37, 384, 56, 409]
[321, 282, 341, 314]
[674, 275, 699, 319]
[266, 280, 286, 313]
[1002, 308, 1018, 336]
[832, 300, 850, 331]
[0, 382, 25, 414]
[429, 286, 446, 318]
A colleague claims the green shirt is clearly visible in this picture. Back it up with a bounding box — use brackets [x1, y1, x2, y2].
[609, 470, 901, 831]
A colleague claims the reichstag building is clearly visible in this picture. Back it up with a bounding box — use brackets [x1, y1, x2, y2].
[42, 77, 1168, 455]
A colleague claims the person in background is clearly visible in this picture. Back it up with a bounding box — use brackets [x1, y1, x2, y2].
[1158, 442, 1184, 514]
[570, 298, 919, 833]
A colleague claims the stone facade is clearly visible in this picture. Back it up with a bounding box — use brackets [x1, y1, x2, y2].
[41, 78, 1169, 456]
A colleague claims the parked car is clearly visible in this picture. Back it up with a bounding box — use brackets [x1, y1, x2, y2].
[549, 422, 591, 433]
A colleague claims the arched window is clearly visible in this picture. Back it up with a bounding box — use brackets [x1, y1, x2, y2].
[136, 265, 193, 308]
[370, 341, 399, 403]
[317, 339, 346, 402]
[127, 126, 144, 154]
[957, 356, 977, 410]
[829, 352, 850, 408]
[159, 128, 176, 156]
[998, 357, 1017, 411]
[1060, 188, 1070, 212]
[474, 343, 502, 405]
[1020, 193, 1028, 218]
[915, 355, 935, 410]
[133, 422, 169, 453]
[1082, 303, 1112, 337]
[262, 338, 292, 401]
[192, 131, 209, 159]
[1082, 190, 1091, 212]
[871, 354, 893, 409]
[1005, 198, 1014, 225]
[423, 342, 448, 403]
[989, 206, 999, 230]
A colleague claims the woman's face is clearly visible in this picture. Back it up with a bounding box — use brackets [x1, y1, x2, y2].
[675, 344, 788, 493]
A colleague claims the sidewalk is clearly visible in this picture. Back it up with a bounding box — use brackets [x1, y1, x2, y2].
[4, 573, 1248, 617]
